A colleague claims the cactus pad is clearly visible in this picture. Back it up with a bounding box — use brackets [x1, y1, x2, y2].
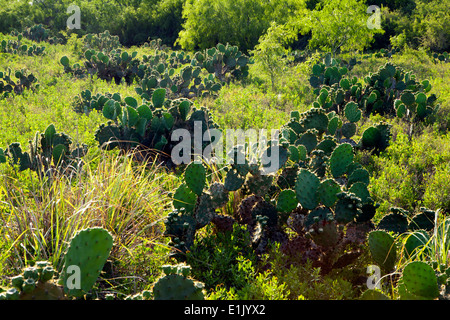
[153, 265, 204, 300]
[318, 179, 341, 207]
[377, 212, 408, 234]
[295, 169, 320, 210]
[329, 143, 353, 178]
[344, 102, 362, 123]
[173, 183, 197, 213]
[402, 261, 439, 299]
[368, 230, 397, 272]
[60, 227, 113, 297]
[276, 189, 298, 214]
[184, 162, 206, 196]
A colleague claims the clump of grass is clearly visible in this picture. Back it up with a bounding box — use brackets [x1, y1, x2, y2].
[0, 151, 178, 294]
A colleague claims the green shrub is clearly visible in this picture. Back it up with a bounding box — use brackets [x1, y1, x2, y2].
[176, 0, 306, 52]
[185, 224, 257, 291]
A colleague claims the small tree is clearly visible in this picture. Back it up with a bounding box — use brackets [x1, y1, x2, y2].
[250, 22, 299, 92]
[300, 0, 384, 54]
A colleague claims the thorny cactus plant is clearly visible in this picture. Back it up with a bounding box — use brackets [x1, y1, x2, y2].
[309, 59, 439, 141]
[93, 88, 219, 167]
[191, 43, 250, 82]
[0, 68, 39, 97]
[362, 212, 450, 300]
[163, 106, 385, 274]
[0, 227, 113, 300]
[124, 264, 205, 300]
[60, 48, 140, 85]
[0, 124, 87, 179]
[11, 24, 62, 44]
[1, 35, 46, 56]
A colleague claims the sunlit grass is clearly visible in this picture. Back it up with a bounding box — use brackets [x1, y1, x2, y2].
[0, 151, 178, 288]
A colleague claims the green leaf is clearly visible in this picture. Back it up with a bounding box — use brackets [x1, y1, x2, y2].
[152, 88, 166, 108]
[124, 97, 138, 108]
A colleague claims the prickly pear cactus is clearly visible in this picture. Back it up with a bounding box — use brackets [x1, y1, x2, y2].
[402, 261, 439, 299]
[295, 168, 321, 210]
[368, 230, 397, 272]
[185, 162, 207, 196]
[0, 261, 65, 300]
[329, 143, 354, 178]
[2, 124, 87, 177]
[152, 264, 205, 300]
[59, 227, 113, 298]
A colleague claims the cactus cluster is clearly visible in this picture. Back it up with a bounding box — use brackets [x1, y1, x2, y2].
[72, 90, 121, 115]
[92, 88, 219, 166]
[1, 35, 46, 56]
[191, 43, 250, 82]
[0, 227, 113, 300]
[431, 51, 449, 63]
[82, 30, 121, 54]
[0, 68, 39, 97]
[0, 124, 87, 179]
[309, 58, 439, 134]
[60, 48, 140, 85]
[62, 36, 249, 100]
[135, 42, 249, 100]
[162, 106, 382, 273]
[309, 53, 360, 95]
[363, 211, 450, 300]
[124, 264, 205, 300]
[11, 24, 62, 44]
[136, 61, 220, 100]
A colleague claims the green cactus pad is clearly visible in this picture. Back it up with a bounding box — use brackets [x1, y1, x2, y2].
[184, 162, 206, 196]
[348, 182, 371, 204]
[60, 56, 70, 67]
[402, 261, 439, 299]
[224, 168, 245, 191]
[60, 227, 113, 298]
[334, 192, 361, 223]
[152, 88, 166, 108]
[344, 102, 362, 123]
[329, 143, 354, 178]
[318, 179, 341, 207]
[360, 289, 390, 300]
[295, 169, 320, 210]
[173, 183, 197, 213]
[408, 209, 435, 231]
[276, 189, 298, 214]
[302, 108, 329, 134]
[347, 168, 370, 186]
[153, 274, 204, 300]
[368, 230, 397, 272]
[404, 230, 431, 259]
[18, 281, 65, 300]
[400, 91, 416, 106]
[377, 212, 408, 234]
[341, 122, 357, 139]
[327, 116, 339, 135]
[297, 131, 318, 153]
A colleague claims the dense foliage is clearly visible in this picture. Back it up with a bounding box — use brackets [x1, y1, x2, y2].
[0, 0, 449, 302]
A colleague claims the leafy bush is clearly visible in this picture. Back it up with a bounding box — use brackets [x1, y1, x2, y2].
[176, 0, 306, 52]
